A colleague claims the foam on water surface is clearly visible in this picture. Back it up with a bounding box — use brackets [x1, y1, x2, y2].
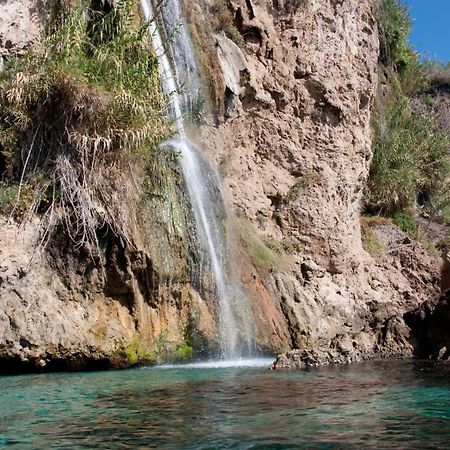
[150, 358, 274, 370]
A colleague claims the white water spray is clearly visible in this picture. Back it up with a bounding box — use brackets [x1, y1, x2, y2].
[150, 358, 274, 370]
[141, 0, 255, 358]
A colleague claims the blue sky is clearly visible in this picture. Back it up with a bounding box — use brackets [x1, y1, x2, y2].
[404, 0, 450, 62]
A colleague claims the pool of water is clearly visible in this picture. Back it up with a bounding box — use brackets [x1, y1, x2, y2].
[1, 359, 449, 449]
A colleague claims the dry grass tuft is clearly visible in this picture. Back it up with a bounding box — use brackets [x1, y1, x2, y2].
[0, 0, 169, 249]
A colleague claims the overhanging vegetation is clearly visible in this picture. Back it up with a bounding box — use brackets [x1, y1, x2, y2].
[0, 0, 168, 248]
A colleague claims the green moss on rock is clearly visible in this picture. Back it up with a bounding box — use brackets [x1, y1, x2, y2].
[174, 343, 194, 360]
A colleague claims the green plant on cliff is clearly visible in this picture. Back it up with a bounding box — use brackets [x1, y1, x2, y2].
[377, 0, 416, 73]
[391, 210, 417, 234]
[174, 342, 194, 360]
[366, 0, 450, 221]
[209, 1, 244, 48]
[0, 0, 168, 247]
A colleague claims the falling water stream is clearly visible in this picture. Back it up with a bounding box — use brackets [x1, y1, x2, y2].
[140, 0, 254, 359]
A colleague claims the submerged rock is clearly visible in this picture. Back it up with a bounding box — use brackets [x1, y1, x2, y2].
[270, 349, 363, 370]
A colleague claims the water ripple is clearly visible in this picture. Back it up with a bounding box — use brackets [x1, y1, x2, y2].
[0, 361, 449, 449]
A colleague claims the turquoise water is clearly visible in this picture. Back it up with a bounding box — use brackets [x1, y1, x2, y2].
[1, 359, 450, 449]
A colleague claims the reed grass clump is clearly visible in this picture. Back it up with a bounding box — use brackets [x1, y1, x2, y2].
[366, 0, 450, 222]
[367, 87, 449, 212]
[209, 1, 245, 48]
[0, 0, 169, 248]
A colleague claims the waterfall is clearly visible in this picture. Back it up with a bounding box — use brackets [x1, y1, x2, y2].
[140, 0, 255, 359]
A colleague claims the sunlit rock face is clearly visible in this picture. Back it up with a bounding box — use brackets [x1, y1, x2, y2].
[192, 0, 443, 366]
[0, 0, 44, 61]
[0, 0, 445, 372]
[0, 0, 219, 372]
[0, 0, 286, 372]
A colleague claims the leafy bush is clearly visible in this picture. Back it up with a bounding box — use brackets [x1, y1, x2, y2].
[174, 342, 194, 360]
[391, 210, 416, 234]
[0, 0, 168, 246]
[209, 0, 245, 48]
[225, 24, 245, 49]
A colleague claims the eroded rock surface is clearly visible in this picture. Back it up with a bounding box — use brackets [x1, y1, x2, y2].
[0, 0, 446, 371]
[0, 212, 218, 372]
[0, 0, 289, 372]
[194, 0, 444, 368]
[0, 0, 44, 60]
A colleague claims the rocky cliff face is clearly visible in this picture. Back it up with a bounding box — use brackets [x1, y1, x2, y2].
[0, 0, 445, 372]
[0, 158, 220, 372]
[0, 0, 285, 372]
[190, 0, 444, 367]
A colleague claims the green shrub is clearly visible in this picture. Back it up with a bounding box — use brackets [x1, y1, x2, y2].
[391, 210, 416, 234]
[225, 25, 245, 48]
[0, 175, 52, 217]
[368, 1, 450, 221]
[0, 183, 26, 215]
[377, 0, 417, 72]
[174, 343, 194, 360]
[262, 236, 284, 254]
[209, 0, 245, 48]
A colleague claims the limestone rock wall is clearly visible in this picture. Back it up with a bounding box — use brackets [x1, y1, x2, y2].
[0, 160, 218, 372]
[192, 0, 443, 365]
[0, 0, 445, 371]
[0, 0, 289, 372]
